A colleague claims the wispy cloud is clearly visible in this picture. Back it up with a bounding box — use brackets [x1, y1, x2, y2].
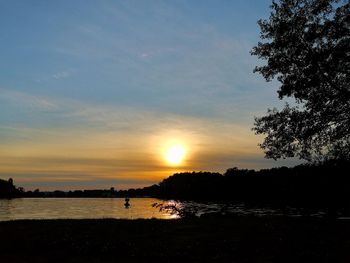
[0, 88, 276, 189]
[0, 88, 57, 111]
[52, 71, 71, 79]
[0, 0, 295, 190]
[138, 47, 178, 59]
[35, 69, 75, 83]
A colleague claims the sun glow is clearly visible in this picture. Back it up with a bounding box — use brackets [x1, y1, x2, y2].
[165, 144, 186, 166]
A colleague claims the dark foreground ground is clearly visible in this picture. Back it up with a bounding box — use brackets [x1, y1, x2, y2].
[1, 216, 350, 263]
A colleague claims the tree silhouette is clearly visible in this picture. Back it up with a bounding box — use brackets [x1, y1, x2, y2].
[251, 0, 350, 161]
[0, 178, 21, 198]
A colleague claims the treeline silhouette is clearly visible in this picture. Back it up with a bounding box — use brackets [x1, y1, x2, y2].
[23, 188, 118, 198]
[1, 160, 350, 213]
[121, 160, 350, 212]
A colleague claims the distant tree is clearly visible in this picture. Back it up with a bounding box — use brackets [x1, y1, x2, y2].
[0, 178, 23, 198]
[251, 0, 350, 161]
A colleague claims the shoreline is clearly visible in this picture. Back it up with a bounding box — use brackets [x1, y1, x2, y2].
[1, 216, 350, 262]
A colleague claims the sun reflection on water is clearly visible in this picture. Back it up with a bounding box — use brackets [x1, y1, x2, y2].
[0, 198, 179, 221]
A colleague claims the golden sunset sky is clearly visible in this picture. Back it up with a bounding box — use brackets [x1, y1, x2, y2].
[0, 1, 299, 190]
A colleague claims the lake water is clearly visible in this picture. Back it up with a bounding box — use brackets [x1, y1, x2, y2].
[0, 198, 178, 221]
[0, 198, 334, 221]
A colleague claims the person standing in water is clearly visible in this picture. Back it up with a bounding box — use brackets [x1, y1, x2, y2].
[124, 197, 130, 208]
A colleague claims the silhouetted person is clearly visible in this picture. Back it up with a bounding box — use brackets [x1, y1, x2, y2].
[124, 197, 130, 208]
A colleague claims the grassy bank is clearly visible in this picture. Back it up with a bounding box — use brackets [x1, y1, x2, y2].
[1, 216, 350, 262]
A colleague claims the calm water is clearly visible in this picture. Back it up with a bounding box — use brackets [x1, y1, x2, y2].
[0, 198, 177, 221]
[0, 198, 335, 221]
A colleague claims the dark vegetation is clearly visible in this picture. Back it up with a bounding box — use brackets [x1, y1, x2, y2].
[1, 217, 350, 263]
[154, 160, 350, 206]
[252, 0, 350, 161]
[22, 188, 118, 198]
[128, 160, 350, 216]
[0, 178, 23, 198]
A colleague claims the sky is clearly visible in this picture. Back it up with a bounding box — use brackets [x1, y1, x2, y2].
[0, 0, 300, 190]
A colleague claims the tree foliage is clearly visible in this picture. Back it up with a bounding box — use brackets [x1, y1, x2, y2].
[251, 0, 350, 161]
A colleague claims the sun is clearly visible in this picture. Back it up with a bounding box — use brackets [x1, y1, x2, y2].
[165, 144, 186, 166]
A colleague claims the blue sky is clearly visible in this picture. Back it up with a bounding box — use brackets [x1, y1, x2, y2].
[0, 0, 300, 190]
